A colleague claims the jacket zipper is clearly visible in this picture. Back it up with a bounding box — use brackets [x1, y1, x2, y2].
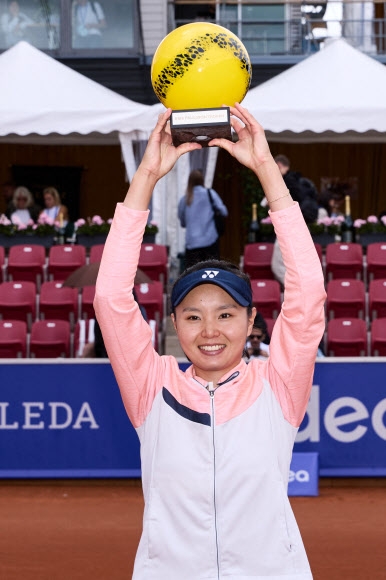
[208, 382, 220, 580]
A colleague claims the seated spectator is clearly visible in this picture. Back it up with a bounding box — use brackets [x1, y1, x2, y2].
[72, 0, 106, 49]
[40, 186, 69, 225]
[244, 312, 270, 362]
[10, 186, 41, 225]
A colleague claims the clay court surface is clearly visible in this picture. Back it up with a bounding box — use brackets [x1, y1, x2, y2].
[1, 478, 385, 580]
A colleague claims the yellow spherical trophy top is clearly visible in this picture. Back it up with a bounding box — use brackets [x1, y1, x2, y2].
[151, 22, 251, 110]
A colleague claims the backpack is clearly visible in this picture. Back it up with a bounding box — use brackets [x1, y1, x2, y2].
[207, 189, 226, 237]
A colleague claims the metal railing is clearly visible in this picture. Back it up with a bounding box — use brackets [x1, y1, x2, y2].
[171, 16, 386, 58]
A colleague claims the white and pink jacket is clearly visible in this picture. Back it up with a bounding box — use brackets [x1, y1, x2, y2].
[95, 201, 326, 580]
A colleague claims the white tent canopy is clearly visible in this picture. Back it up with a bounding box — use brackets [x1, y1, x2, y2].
[0, 41, 202, 255]
[242, 38, 386, 143]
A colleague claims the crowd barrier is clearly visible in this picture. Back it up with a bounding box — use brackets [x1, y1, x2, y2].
[0, 359, 385, 479]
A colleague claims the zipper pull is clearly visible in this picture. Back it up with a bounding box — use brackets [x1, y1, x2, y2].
[207, 381, 215, 397]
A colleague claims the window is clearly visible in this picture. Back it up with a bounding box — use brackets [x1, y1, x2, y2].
[0, 0, 137, 54]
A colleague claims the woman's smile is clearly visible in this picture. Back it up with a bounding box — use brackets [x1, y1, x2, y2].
[172, 284, 255, 383]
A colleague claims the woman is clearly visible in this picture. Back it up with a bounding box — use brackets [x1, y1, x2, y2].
[10, 186, 40, 225]
[40, 186, 69, 225]
[94, 104, 326, 579]
[178, 168, 228, 268]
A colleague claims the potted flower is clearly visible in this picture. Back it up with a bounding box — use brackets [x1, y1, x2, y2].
[354, 215, 386, 247]
[143, 220, 159, 243]
[75, 215, 112, 248]
[0, 213, 57, 248]
[308, 216, 344, 246]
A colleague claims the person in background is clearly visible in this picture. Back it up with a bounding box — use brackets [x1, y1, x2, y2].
[1, 1, 34, 47]
[10, 186, 41, 225]
[72, 0, 106, 48]
[40, 186, 69, 225]
[274, 154, 304, 203]
[178, 168, 228, 268]
[244, 312, 270, 361]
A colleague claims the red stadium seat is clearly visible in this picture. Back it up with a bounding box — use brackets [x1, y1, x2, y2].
[243, 242, 274, 280]
[326, 279, 366, 320]
[0, 320, 27, 358]
[251, 279, 281, 319]
[0, 281, 36, 329]
[134, 281, 164, 326]
[138, 244, 168, 286]
[314, 242, 323, 264]
[89, 244, 105, 264]
[366, 243, 386, 282]
[30, 320, 71, 358]
[7, 244, 46, 288]
[0, 245, 5, 282]
[325, 243, 363, 281]
[327, 318, 367, 357]
[48, 245, 86, 281]
[39, 281, 79, 326]
[81, 285, 96, 320]
[370, 318, 386, 356]
[368, 279, 386, 320]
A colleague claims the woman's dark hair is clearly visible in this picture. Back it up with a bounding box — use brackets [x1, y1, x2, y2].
[171, 258, 253, 316]
[186, 169, 204, 206]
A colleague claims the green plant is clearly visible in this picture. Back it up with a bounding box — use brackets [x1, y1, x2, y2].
[144, 220, 159, 235]
[354, 215, 386, 234]
[75, 216, 112, 236]
[0, 213, 56, 237]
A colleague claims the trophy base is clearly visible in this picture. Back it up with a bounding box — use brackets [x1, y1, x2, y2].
[170, 107, 232, 147]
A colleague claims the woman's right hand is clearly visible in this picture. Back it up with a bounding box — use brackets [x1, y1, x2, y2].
[139, 109, 202, 184]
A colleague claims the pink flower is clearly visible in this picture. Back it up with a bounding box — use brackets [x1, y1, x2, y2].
[381, 216, 386, 227]
[16, 222, 27, 231]
[107, 219, 113, 225]
[75, 218, 86, 228]
[38, 213, 55, 226]
[260, 216, 272, 224]
[91, 215, 104, 225]
[367, 215, 378, 224]
[318, 217, 333, 226]
[150, 220, 158, 227]
[354, 219, 366, 228]
[333, 215, 345, 225]
[0, 214, 11, 226]
[27, 219, 34, 227]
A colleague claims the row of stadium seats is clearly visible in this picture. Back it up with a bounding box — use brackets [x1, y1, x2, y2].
[0, 279, 166, 333]
[0, 242, 169, 287]
[242, 241, 386, 286]
[0, 318, 160, 359]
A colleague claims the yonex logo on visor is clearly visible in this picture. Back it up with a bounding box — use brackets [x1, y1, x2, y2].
[171, 268, 252, 309]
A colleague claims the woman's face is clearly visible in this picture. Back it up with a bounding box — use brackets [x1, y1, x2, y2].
[44, 193, 55, 208]
[15, 195, 28, 208]
[172, 284, 255, 383]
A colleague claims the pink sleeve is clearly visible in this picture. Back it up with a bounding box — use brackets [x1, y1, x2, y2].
[263, 203, 326, 427]
[94, 203, 166, 428]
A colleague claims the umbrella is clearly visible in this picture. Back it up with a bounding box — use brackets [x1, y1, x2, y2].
[62, 261, 152, 288]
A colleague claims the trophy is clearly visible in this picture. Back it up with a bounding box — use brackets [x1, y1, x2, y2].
[151, 23, 251, 147]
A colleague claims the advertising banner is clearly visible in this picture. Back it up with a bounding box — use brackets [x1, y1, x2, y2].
[0, 360, 385, 477]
